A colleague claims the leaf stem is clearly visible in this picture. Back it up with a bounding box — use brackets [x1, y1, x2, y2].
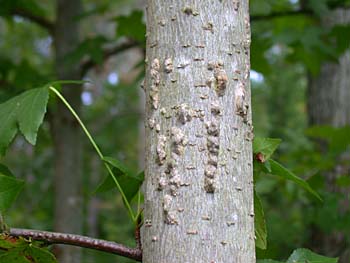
[49, 86, 136, 222]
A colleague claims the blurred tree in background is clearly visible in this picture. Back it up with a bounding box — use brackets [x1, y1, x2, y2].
[0, 0, 349, 262]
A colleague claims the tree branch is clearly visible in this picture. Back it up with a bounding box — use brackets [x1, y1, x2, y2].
[80, 39, 140, 77]
[250, 9, 313, 22]
[9, 8, 54, 33]
[9, 228, 142, 261]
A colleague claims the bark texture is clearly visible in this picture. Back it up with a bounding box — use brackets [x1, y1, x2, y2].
[142, 1, 255, 262]
[307, 8, 350, 263]
[51, 0, 83, 262]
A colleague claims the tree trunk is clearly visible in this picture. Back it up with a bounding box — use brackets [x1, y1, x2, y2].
[51, 0, 83, 262]
[307, 8, 350, 263]
[142, 1, 255, 262]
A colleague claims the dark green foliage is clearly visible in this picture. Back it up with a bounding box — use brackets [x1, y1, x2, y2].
[96, 157, 143, 203]
[0, 0, 349, 262]
[287, 248, 338, 263]
[66, 36, 108, 65]
[0, 236, 57, 263]
[255, 190, 267, 250]
[257, 248, 338, 262]
[0, 173, 24, 212]
[114, 10, 146, 43]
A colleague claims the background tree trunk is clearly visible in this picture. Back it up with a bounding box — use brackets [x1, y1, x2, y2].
[51, 0, 83, 262]
[307, 8, 350, 263]
[142, 1, 255, 262]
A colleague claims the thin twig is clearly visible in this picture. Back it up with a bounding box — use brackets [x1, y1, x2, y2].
[80, 39, 140, 77]
[9, 228, 142, 261]
[9, 8, 54, 33]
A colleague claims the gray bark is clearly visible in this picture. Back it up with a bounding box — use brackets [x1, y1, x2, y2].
[307, 8, 350, 263]
[142, 1, 255, 262]
[51, 0, 83, 262]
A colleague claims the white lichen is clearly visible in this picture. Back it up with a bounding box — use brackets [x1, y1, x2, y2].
[164, 58, 173, 73]
[156, 135, 167, 165]
[177, 103, 194, 124]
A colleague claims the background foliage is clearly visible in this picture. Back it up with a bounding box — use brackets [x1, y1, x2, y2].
[0, 0, 349, 262]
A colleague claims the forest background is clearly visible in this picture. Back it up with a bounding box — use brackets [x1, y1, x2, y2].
[0, 0, 349, 262]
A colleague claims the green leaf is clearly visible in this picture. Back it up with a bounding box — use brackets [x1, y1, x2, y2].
[65, 36, 107, 65]
[0, 235, 18, 250]
[269, 159, 321, 201]
[336, 176, 350, 187]
[115, 10, 146, 43]
[96, 157, 144, 203]
[96, 157, 131, 193]
[306, 126, 350, 153]
[307, 0, 329, 16]
[0, 164, 14, 177]
[0, 248, 31, 263]
[0, 173, 25, 212]
[287, 248, 338, 263]
[253, 137, 282, 160]
[0, 0, 46, 18]
[330, 25, 350, 55]
[24, 246, 57, 263]
[0, 88, 49, 155]
[254, 190, 267, 250]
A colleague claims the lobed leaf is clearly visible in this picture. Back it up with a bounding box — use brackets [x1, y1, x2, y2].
[0, 88, 49, 155]
[0, 173, 25, 212]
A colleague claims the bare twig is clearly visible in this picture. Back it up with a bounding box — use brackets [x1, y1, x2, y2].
[9, 8, 54, 33]
[9, 228, 142, 261]
[80, 39, 140, 77]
